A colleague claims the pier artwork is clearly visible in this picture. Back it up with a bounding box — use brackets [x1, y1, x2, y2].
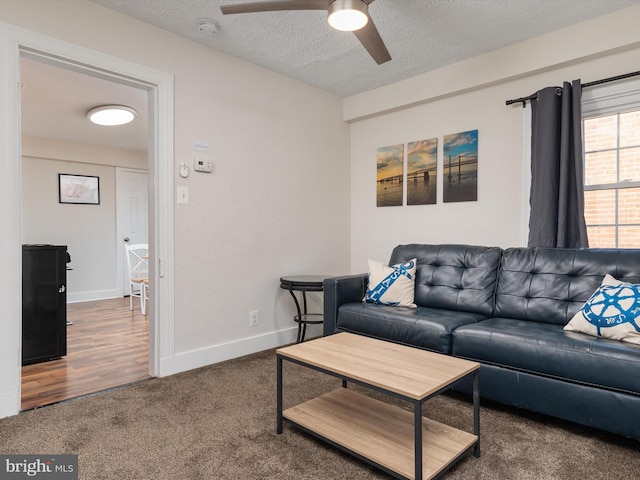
[375, 133, 477, 207]
[378, 165, 438, 184]
[377, 173, 404, 184]
[408, 166, 436, 182]
[443, 153, 478, 202]
[443, 129, 478, 203]
[407, 138, 438, 206]
[376, 172, 404, 207]
[445, 154, 478, 182]
[406, 165, 437, 206]
[376, 144, 404, 207]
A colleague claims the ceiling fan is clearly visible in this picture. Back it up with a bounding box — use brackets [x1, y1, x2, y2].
[220, 0, 391, 64]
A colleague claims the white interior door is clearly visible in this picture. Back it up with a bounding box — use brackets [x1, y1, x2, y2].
[116, 167, 149, 297]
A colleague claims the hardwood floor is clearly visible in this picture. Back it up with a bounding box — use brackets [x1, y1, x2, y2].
[21, 297, 150, 410]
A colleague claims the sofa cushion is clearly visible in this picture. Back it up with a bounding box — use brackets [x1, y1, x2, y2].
[453, 317, 640, 394]
[364, 258, 417, 307]
[564, 274, 640, 345]
[495, 247, 640, 325]
[388, 244, 502, 316]
[336, 302, 486, 354]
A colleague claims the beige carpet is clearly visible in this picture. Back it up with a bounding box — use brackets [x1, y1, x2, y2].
[1, 347, 638, 479]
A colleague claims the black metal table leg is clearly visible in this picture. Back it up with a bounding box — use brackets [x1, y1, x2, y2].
[288, 288, 310, 343]
[473, 370, 480, 457]
[277, 355, 283, 434]
[415, 400, 423, 480]
[296, 319, 303, 343]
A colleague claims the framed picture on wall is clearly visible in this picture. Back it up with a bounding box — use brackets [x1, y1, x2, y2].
[58, 174, 100, 205]
[376, 144, 404, 207]
[407, 138, 437, 206]
[443, 129, 478, 203]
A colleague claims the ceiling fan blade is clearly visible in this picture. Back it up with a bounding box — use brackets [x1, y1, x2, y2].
[222, 0, 389, 65]
[220, 0, 328, 14]
[352, 15, 391, 65]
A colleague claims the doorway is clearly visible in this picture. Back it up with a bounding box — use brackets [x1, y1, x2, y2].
[0, 24, 175, 418]
[20, 55, 151, 409]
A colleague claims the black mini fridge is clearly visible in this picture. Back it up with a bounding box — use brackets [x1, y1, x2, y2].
[22, 244, 68, 365]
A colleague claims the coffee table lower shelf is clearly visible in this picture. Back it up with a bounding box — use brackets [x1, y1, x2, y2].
[283, 388, 477, 480]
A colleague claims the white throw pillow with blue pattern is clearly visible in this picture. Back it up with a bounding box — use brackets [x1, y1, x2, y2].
[564, 274, 640, 345]
[364, 258, 417, 308]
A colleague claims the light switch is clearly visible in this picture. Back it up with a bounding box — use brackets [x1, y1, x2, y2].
[177, 186, 189, 204]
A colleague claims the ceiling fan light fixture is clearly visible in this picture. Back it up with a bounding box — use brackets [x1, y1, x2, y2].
[328, 0, 368, 32]
[87, 105, 137, 126]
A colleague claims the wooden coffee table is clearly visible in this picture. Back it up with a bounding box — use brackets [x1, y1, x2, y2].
[276, 333, 480, 480]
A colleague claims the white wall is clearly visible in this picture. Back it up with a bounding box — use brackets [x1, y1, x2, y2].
[21, 136, 147, 302]
[22, 157, 117, 298]
[346, 4, 640, 273]
[0, 0, 350, 374]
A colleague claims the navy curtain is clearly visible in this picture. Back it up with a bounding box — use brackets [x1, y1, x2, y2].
[528, 80, 589, 248]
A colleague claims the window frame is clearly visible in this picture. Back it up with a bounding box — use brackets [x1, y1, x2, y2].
[581, 77, 640, 248]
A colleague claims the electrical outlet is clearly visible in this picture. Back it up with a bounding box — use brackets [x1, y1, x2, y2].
[249, 310, 259, 327]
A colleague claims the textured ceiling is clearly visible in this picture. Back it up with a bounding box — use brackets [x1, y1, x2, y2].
[20, 0, 640, 152]
[91, 0, 640, 97]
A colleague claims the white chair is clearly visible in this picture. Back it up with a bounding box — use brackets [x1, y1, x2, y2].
[125, 243, 149, 314]
[142, 278, 150, 316]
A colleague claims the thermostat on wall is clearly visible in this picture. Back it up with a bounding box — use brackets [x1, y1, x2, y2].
[194, 157, 213, 173]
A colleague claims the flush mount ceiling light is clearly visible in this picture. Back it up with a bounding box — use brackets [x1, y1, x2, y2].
[87, 105, 137, 126]
[327, 0, 368, 32]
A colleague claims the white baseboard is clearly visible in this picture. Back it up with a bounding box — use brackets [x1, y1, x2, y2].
[0, 391, 19, 420]
[67, 290, 121, 303]
[157, 324, 323, 378]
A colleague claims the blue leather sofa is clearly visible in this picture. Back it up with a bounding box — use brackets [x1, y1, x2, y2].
[323, 244, 640, 440]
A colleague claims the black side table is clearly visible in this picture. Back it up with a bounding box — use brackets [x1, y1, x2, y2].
[280, 275, 331, 343]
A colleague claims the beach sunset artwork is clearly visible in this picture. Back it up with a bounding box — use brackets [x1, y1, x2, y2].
[443, 129, 478, 203]
[376, 144, 404, 207]
[407, 138, 437, 206]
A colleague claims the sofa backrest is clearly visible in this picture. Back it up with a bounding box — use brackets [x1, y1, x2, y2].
[495, 247, 640, 325]
[389, 244, 502, 316]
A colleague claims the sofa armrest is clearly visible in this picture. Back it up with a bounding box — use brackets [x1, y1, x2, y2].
[323, 273, 368, 336]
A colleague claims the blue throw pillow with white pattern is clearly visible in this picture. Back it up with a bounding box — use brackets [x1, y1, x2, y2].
[564, 274, 640, 345]
[364, 258, 417, 308]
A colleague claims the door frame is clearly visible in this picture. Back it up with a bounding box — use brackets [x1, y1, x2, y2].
[0, 22, 175, 418]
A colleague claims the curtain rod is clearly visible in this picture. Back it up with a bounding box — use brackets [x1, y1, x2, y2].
[505, 69, 640, 107]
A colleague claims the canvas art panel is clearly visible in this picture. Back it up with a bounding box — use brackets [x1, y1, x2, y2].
[407, 138, 437, 206]
[443, 130, 478, 203]
[376, 144, 404, 207]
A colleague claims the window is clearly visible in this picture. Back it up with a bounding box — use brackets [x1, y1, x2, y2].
[583, 110, 640, 247]
[582, 78, 640, 248]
